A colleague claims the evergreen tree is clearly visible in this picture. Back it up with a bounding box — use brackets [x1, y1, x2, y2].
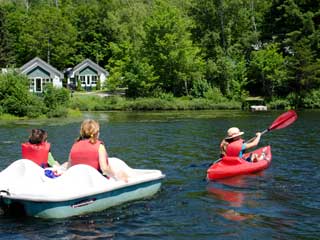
[285, 38, 320, 107]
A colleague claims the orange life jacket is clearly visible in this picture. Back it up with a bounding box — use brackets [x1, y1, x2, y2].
[225, 139, 244, 157]
[21, 142, 50, 168]
[70, 139, 103, 170]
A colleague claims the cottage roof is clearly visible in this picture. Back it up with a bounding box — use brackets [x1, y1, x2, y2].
[72, 59, 108, 76]
[20, 57, 64, 79]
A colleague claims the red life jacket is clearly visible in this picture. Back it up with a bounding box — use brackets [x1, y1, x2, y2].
[21, 142, 50, 167]
[225, 139, 244, 157]
[70, 139, 103, 170]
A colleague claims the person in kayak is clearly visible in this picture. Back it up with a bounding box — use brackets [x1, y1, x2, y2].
[67, 119, 128, 181]
[21, 129, 61, 168]
[220, 127, 264, 162]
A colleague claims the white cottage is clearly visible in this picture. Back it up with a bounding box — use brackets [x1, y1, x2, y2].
[20, 57, 63, 93]
[67, 59, 108, 90]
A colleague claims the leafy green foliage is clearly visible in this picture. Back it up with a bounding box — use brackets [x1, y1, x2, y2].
[43, 84, 70, 109]
[108, 40, 158, 97]
[69, 94, 240, 111]
[96, 79, 101, 90]
[248, 43, 287, 98]
[0, 74, 72, 118]
[0, 5, 15, 66]
[303, 89, 320, 109]
[0, 0, 320, 109]
[143, 0, 205, 96]
[0, 72, 45, 117]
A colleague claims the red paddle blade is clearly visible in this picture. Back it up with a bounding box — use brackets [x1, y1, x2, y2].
[269, 110, 298, 131]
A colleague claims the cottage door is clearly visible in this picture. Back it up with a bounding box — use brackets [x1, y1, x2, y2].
[86, 76, 90, 87]
[35, 78, 42, 92]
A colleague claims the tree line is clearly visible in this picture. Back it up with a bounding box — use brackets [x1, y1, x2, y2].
[0, 0, 320, 108]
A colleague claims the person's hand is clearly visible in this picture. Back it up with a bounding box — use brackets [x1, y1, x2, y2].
[256, 132, 261, 137]
[52, 165, 64, 176]
[115, 170, 129, 183]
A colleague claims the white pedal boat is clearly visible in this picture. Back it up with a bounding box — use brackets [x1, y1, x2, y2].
[0, 158, 165, 219]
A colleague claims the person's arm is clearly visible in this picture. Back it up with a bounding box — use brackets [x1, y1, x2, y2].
[98, 144, 115, 177]
[66, 153, 72, 169]
[48, 152, 60, 167]
[220, 139, 228, 156]
[245, 132, 261, 149]
[99, 144, 128, 181]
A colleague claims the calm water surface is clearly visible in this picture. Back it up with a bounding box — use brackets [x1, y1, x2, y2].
[0, 110, 319, 239]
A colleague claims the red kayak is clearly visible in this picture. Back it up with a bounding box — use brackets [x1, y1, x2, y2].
[207, 146, 272, 180]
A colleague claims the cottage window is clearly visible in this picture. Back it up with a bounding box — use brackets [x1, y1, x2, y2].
[43, 79, 48, 86]
[30, 79, 34, 91]
[92, 76, 97, 85]
[80, 76, 85, 85]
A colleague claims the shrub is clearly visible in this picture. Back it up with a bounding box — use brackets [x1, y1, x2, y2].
[46, 106, 68, 118]
[67, 108, 82, 117]
[0, 73, 45, 117]
[156, 92, 175, 101]
[70, 94, 242, 111]
[70, 95, 104, 111]
[96, 79, 101, 90]
[303, 89, 320, 108]
[203, 86, 226, 103]
[268, 98, 291, 110]
[191, 79, 210, 98]
[76, 79, 82, 91]
[43, 84, 70, 110]
[25, 94, 47, 118]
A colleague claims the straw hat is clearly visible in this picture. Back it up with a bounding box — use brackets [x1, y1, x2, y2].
[225, 127, 244, 139]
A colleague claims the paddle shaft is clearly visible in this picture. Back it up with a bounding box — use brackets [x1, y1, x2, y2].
[245, 129, 268, 143]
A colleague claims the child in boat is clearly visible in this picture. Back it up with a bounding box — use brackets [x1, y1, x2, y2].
[220, 127, 265, 162]
[67, 119, 128, 182]
[21, 129, 61, 168]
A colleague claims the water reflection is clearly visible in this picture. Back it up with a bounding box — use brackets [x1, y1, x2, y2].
[207, 174, 264, 221]
[63, 220, 116, 240]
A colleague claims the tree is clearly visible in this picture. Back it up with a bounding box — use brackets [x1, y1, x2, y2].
[0, 4, 15, 66]
[285, 38, 320, 107]
[0, 1, 27, 67]
[248, 43, 287, 98]
[70, 0, 114, 67]
[188, 0, 271, 95]
[261, 0, 320, 106]
[16, 3, 77, 69]
[108, 41, 158, 97]
[143, 0, 205, 96]
[107, 0, 158, 97]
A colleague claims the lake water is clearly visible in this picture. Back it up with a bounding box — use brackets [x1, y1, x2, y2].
[0, 110, 319, 239]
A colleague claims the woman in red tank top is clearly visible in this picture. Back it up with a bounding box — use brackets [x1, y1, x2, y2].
[67, 119, 128, 181]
